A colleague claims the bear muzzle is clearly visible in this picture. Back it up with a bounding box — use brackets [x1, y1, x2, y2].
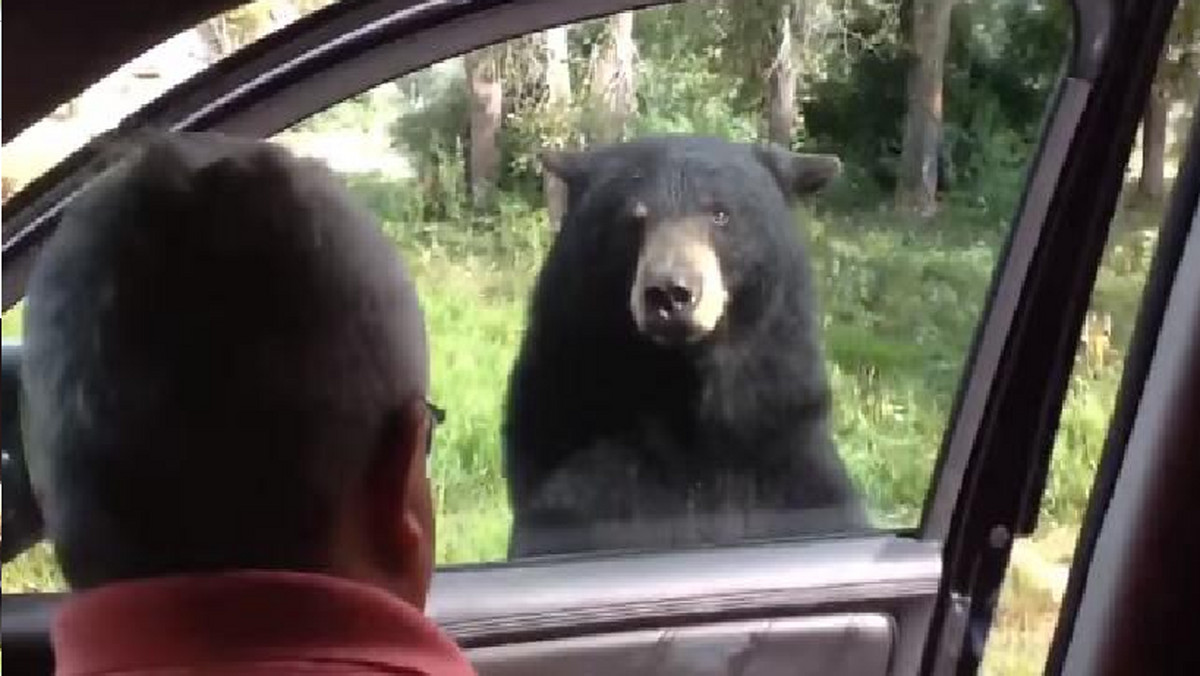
[630, 218, 729, 345]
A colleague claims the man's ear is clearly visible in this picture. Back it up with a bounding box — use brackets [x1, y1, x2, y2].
[752, 144, 842, 200]
[362, 401, 430, 598]
[538, 148, 591, 185]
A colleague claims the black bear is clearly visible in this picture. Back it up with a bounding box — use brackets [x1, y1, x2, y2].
[503, 135, 868, 558]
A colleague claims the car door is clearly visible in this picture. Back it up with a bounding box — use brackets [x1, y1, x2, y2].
[0, 1, 1183, 674]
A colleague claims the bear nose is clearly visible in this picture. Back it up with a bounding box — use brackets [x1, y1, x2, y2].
[644, 278, 699, 319]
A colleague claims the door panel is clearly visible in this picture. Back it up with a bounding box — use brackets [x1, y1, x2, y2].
[433, 536, 938, 675]
[3, 536, 938, 675]
[431, 537, 939, 646]
[468, 614, 894, 676]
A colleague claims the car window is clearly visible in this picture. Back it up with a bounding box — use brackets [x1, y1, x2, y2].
[981, 6, 1199, 673]
[259, 0, 1071, 563]
[0, 0, 339, 203]
[1, 0, 1072, 604]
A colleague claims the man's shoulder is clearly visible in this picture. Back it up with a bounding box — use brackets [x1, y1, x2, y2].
[53, 571, 478, 676]
[125, 658, 473, 675]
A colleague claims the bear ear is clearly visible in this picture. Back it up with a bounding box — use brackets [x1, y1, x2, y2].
[538, 148, 591, 185]
[752, 145, 842, 199]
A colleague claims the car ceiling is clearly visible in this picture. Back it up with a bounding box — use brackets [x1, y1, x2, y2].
[3, 0, 248, 142]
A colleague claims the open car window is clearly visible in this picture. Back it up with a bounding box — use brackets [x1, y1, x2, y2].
[268, 1, 1076, 565]
[7, 0, 1072, 569]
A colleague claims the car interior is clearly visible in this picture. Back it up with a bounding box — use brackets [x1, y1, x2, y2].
[3, 1, 1198, 675]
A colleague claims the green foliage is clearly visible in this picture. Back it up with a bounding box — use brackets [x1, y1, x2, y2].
[1162, 1, 1200, 100]
[804, 0, 1068, 202]
[633, 57, 759, 140]
[371, 0, 1083, 216]
[804, 42, 910, 188]
[342, 172, 426, 227]
[940, 1, 1068, 211]
[388, 65, 472, 218]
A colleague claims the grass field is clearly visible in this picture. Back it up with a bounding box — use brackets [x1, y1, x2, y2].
[0, 196, 1157, 672]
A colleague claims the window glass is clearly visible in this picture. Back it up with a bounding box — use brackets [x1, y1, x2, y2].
[0, 0, 338, 203]
[982, 5, 1199, 673]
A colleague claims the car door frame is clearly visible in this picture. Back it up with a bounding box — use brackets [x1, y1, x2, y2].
[1043, 93, 1200, 676]
[918, 0, 1181, 672]
[0, 1, 1179, 674]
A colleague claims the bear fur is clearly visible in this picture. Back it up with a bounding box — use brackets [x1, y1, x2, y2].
[503, 135, 868, 558]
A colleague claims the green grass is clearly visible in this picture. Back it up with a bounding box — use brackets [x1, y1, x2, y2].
[0, 197, 1157, 676]
[2, 300, 24, 339]
[408, 242, 530, 564]
[979, 525, 1079, 676]
[1, 544, 63, 593]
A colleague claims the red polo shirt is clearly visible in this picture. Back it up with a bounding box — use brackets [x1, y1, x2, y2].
[52, 570, 478, 675]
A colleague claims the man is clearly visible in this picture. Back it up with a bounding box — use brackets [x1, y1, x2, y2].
[21, 132, 477, 675]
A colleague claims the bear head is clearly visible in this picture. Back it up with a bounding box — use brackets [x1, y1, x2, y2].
[539, 135, 840, 348]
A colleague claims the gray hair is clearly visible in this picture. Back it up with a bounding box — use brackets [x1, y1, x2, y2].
[22, 132, 428, 588]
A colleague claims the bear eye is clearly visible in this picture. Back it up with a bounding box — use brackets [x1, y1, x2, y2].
[712, 209, 730, 227]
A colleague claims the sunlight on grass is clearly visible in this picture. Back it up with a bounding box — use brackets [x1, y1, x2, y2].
[980, 526, 1079, 676]
[1, 543, 65, 593]
[2, 300, 25, 339]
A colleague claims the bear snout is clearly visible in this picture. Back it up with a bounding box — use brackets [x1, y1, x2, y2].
[630, 218, 728, 345]
[642, 271, 701, 318]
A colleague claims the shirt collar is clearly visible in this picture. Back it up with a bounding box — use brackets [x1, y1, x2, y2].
[52, 569, 477, 675]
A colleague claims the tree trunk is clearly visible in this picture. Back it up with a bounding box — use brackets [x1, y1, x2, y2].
[896, 0, 955, 216]
[1139, 81, 1168, 201]
[464, 48, 503, 211]
[543, 26, 572, 230]
[585, 12, 637, 144]
[195, 19, 235, 61]
[765, 2, 800, 147]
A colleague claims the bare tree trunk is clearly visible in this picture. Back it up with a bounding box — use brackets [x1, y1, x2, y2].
[195, 19, 235, 61]
[765, 2, 801, 147]
[266, 1, 301, 27]
[196, 2, 310, 64]
[543, 26, 572, 229]
[1139, 81, 1168, 201]
[585, 12, 637, 144]
[896, 0, 954, 216]
[464, 48, 503, 210]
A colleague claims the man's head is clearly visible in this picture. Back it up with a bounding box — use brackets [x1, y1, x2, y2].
[22, 132, 437, 605]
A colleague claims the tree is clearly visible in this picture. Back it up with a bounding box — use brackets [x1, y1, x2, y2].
[584, 12, 637, 143]
[1138, 3, 1200, 201]
[1139, 65, 1169, 201]
[543, 26, 572, 228]
[722, 0, 800, 144]
[765, 2, 805, 146]
[896, 0, 955, 215]
[464, 47, 503, 210]
[195, 0, 326, 61]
